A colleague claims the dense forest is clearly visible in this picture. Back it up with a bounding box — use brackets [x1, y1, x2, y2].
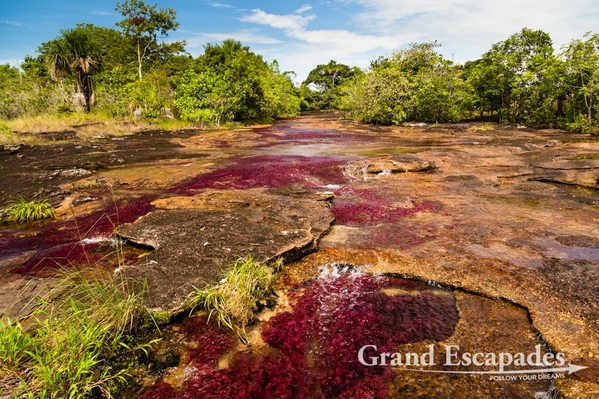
[1, 0, 599, 134]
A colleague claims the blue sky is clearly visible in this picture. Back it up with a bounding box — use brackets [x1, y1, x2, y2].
[2, 0, 599, 82]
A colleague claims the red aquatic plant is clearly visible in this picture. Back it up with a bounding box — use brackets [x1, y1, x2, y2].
[331, 200, 441, 226]
[262, 273, 457, 398]
[183, 316, 236, 365]
[139, 271, 459, 399]
[8, 196, 155, 276]
[173, 156, 349, 193]
[254, 127, 367, 149]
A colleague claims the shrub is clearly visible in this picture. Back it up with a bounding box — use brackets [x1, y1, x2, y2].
[0, 122, 14, 144]
[3, 196, 55, 223]
[567, 114, 599, 135]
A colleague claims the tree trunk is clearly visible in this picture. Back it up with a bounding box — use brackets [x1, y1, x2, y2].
[137, 40, 143, 80]
[83, 73, 91, 113]
[76, 70, 92, 113]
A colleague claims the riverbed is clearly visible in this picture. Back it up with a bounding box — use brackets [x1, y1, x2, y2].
[1, 113, 598, 398]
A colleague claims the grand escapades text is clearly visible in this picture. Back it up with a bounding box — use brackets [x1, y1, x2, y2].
[358, 344, 565, 372]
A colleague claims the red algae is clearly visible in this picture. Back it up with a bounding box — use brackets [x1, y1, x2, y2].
[254, 127, 367, 149]
[139, 270, 459, 399]
[7, 196, 155, 276]
[332, 200, 441, 226]
[183, 316, 236, 365]
[174, 156, 349, 193]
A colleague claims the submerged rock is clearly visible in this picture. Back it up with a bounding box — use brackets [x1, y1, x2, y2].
[119, 189, 334, 314]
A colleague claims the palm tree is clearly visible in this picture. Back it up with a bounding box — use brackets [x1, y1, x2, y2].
[43, 28, 101, 112]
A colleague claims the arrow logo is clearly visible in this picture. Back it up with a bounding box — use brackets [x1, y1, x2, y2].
[396, 363, 587, 375]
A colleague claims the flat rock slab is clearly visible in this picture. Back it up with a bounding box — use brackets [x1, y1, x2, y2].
[119, 189, 334, 313]
[0, 275, 59, 320]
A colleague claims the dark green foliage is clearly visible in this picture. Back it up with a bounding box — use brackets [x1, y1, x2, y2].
[2, 5, 599, 135]
[303, 60, 354, 91]
[174, 40, 300, 125]
[465, 28, 562, 127]
[562, 32, 599, 133]
[341, 42, 473, 124]
[337, 29, 599, 133]
[301, 60, 355, 110]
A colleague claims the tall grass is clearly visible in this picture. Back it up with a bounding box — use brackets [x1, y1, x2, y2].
[0, 271, 159, 398]
[187, 257, 274, 332]
[3, 196, 55, 223]
[4, 112, 196, 138]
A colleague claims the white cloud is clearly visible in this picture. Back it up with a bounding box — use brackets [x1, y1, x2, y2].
[89, 11, 113, 16]
[239, 10, 403, 56]
[295, 4, 313, 14]
[339, 0, 599, 61]
[210, 2, 234, 8]
[184, 29, 282, 52]
[239, 8, 414, 82]
[179, 0, 599, 83]
[241, 9, 315, 31]
[2, 20, 29, 28]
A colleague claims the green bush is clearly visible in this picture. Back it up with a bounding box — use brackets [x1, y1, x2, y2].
[0, 122, 14, 143]
[567, 114, 599, 134]
[0, 318, 33, 372]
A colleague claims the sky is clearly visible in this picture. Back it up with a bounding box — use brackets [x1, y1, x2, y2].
[1, 0, 599, 83]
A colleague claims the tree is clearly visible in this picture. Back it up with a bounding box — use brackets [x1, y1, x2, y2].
[262, 61, 301, 119]
[39, 27, 102, 112]
[75, 23, 134, 72]
[303, 60, 353, 91]
[562, 33, 599, 127]
[341, 42, 473, 124]
[302, 60, 354, 110]
[174, 40, 300, 126]
[474, 28, 559, 125]
[115, 0, 184, 80]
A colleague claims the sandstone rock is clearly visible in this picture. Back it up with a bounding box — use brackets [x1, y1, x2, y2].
[119, 189, 334, 314]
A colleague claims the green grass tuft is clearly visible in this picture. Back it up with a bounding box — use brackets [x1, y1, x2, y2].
[0, 318, 34, 372]
[186, 257, 274, 332]
[0, 271, 159, 399]
[3, 196, 55, 223]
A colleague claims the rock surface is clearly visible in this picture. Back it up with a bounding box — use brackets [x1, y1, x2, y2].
[119, 189, 334, 313]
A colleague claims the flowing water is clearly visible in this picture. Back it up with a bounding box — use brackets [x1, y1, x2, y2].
[1, 113, 599, 398]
